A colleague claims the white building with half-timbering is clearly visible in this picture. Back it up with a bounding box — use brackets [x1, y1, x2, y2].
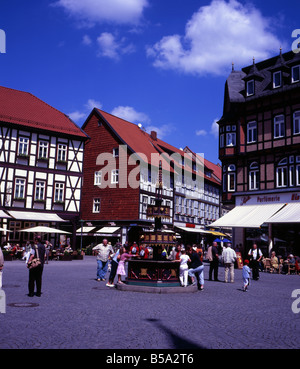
[0, 85, 88, 248]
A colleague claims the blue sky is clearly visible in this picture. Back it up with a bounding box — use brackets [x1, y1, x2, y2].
[0, 0, 299, 164]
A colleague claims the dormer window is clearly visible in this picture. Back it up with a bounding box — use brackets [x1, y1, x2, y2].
[273, 71, 282, 88]
[246, 79, 254, 96]
[292, 65, 300, 83]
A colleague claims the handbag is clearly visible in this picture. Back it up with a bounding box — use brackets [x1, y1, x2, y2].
[27, 245, 41, 270]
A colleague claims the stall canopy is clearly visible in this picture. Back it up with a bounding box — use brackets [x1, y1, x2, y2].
[176, 226, 212, 234]
[96, 227, 120, 234]
[210, 204, 286, 228]
[0, 210, 11, 218]
[7, 211, 66, 222]
[76, 227, 96, 234]
[20, 226, 71, 234]
[266, 203, 300, 223]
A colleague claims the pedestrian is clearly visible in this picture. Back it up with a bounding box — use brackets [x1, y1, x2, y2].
[242, 260, 251, 292]
[44, 240, 52, 264]
[187, 246, 204, 290]
[248, 243, 263, 280]
[177, 248, 191, 287]
[222, 242, 237, 283]
[106, 248, 120, 288]
[92, 239, 114, 282]
[27, 236, 46, 297]
[116, 246, 137, 284]
[208, 241, 220, 281]
[0, 247, 4, 289]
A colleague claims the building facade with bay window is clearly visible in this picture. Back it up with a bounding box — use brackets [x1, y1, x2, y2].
[0, 86, 88, 248]
[211, 49, 300, 258]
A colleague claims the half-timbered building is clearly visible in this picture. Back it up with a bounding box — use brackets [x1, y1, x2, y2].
[211, 49, 300, 257]
[81, 108, 221, 244]
[0, 86, 88, 248]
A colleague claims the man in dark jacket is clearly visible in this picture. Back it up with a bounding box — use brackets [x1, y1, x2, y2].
[28, 236, 46, 297]
[208, 241, 220, 281]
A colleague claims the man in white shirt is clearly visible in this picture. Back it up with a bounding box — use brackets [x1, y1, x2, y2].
[248, 243, 263, 280]
[222, 243, 237, 283]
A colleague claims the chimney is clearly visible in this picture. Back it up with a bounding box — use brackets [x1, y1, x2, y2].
[150, 131, 157, 141]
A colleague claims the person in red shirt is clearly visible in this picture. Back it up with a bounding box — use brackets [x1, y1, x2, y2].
[130, 242, 139, 255]
[139, 244, 149, 259]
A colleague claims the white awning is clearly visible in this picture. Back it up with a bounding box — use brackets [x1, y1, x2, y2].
[20, 226, 71, 234]
[176, 226, 212, 234]
[266, 203, 300, 223]
[0, 210, 11, 218]
[7, 211, 67, 222]
[76, 227, 96, 234]
[210, 204, 285, 228]
[96, 227, 120, 234]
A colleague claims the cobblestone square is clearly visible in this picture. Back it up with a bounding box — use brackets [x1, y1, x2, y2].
[0, 256, 299, 350]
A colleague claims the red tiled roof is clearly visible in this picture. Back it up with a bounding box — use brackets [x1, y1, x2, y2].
[93, 109, 221, 183]
[0, 86, 87, 138]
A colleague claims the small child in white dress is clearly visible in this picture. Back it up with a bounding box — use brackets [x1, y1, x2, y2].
[178, 248, 191, 287]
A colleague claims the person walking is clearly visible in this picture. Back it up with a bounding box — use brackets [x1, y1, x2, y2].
[242, 260, 251, 292]
[248, 243, 263, 280]
[187, 246, 204, 290]
[27, 236, 46, 297]
[106, 247, 120, 288]
[0, 247, 4, 289]
[208, 241, 220, 281]
[222, 242, 237, 283]
[92, 239, 114, 282]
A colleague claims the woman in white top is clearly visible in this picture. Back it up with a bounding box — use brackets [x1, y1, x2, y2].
[178, 248, 191, 287]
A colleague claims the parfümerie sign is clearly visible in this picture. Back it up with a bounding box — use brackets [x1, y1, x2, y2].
[238, 192, 300, 206]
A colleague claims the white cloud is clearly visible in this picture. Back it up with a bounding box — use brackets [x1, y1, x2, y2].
[82, 34, 92, 45]
[54, 0, 148, 25]
[111, 105, 150, 124]
[145, 124, 175, 139]
[97, 32, 135, 60]
[68, 110, 87, 122]
[147, 0, 284, 76]
[210, 118, 219, 138]
[195, 129, 207, 137]
[68, 98, 103, 123]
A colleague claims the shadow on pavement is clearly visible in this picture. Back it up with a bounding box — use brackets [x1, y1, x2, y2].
[145, 318, 206, 349]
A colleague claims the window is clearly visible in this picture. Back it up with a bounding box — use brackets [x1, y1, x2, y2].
[94, 171, 102, 185]
[293, 111, 300, 135]
[247, 121, 257, 143]
[220, 134, 225, 148]
[249, 162, 259, 190]
[111, 169, 119, 184]
[38, 141, 49, 159]
[273, 71, 282, 88]
[93, 198, 100, 213]
[54, 183, 64, 202]
[276, 158, 288, 188]
[274, 115, 285, 138]
[15, 178, 25, 199]
[9, 221, 22, 241]
[227, 164, 236, 192]
[18, 137, 29, 156]
[57, 144, 67, 162]
[246, 80, 254, 96]
[292, 65, 300, 83]
[35, 180, 45, 200]
[296, 165, 300, 186]
[113, 147, 119, 157]
[226, 132, 236, 147]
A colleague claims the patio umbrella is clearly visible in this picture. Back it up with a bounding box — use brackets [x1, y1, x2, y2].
[213, 238, 222, 243]
[0, 228, 12, 232]
[222, 238, 231, 243]
[20, 226, 71, 234]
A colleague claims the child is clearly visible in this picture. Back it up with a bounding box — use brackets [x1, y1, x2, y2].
[116, 246, 137, 284]
[178, 248, 191, 287]
[242, 259, 251, 292]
